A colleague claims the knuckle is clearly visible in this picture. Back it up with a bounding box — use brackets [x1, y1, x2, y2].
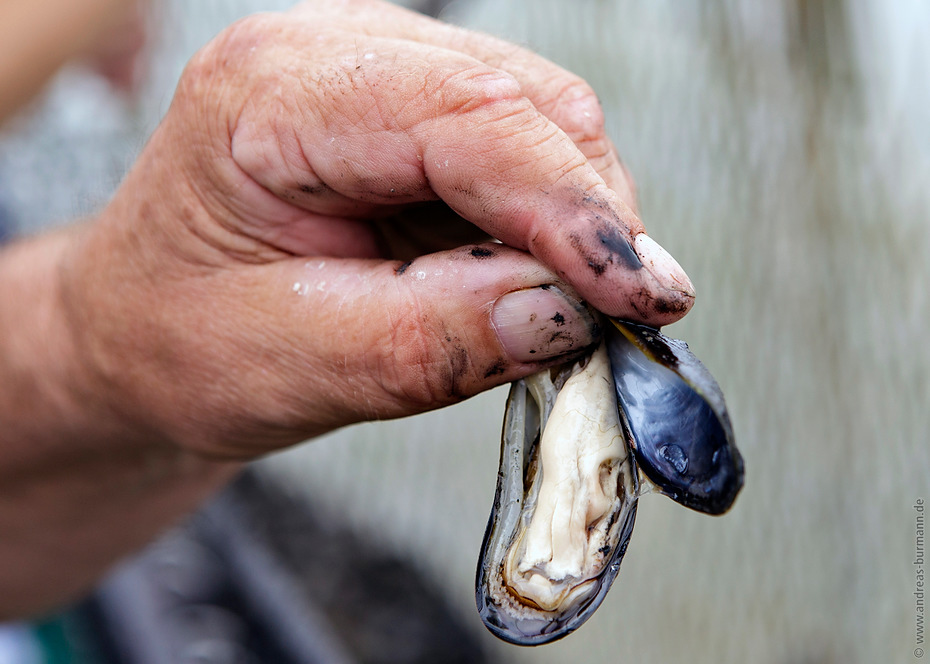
[548, 76, 610, 151]
[216, 12, 283, 54]
[178, 13, 284, 125]
[185, 13, 276, 80]
[373, 303, 471, 409]
[430, 65, 523, 117]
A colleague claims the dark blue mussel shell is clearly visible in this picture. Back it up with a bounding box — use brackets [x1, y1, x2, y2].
[606, 320, 744, 515]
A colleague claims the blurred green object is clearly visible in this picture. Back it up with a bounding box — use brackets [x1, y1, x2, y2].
[35, 617, 75, 664]
[32, 605, 113, 664]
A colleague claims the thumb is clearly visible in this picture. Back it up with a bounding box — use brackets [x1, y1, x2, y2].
[279, 244, 598, 420]
[186, 244, 600, 456]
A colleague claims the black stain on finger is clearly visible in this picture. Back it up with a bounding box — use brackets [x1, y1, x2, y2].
[653, 294, 692, 316]
[565, 193, 645, 277]
[569, 232, 608, 276]
[484, 360, 507, 378]
[470, 246, 495, 258]
[297, 182, 333, 195]
[627, 288, 649, 320]
[568, 223, 642, 277]
[395, 260, 413, 275]
[446, 342, 472, 398]
[595, 223, 642, 271]
[547, 330, 571, 345]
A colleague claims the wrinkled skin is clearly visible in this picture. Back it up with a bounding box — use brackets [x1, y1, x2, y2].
[59, 0, 694, 459]
[0, 0, 694, 617]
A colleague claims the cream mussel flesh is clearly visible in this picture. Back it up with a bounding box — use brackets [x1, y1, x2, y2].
[476, 342, 639, 645]
[606, 320, 744, 515]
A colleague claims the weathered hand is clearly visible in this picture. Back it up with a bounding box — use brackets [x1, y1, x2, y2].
[62, 0, 694, 459]
[0, 0, 701, 616]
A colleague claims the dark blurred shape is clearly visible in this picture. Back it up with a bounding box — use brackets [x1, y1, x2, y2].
[0, 200, 11, 244]
[414, 0, 459, 19]
[86, 469, 490, 664]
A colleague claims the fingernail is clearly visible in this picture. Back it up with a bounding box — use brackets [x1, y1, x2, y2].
[633, 233, 696, 297]
[491, 286, 599, 363]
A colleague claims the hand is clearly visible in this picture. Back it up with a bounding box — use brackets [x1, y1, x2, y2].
[60, 0, 695, 460]
[0, 0, 698, 616]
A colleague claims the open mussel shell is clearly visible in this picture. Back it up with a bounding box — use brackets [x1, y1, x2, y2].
[476, 343, 639, 646]
[606, 320, 744, 515]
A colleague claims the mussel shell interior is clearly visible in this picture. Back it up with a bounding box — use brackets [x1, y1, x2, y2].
[476, 349, 639, 645]
[607, 321, 744, 515]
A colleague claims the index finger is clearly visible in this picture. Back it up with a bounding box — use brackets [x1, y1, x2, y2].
[295, 0, 639, 211]
[223, 20, 693, 324]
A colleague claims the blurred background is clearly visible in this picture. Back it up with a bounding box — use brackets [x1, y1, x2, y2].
[1, 0, 927, 662]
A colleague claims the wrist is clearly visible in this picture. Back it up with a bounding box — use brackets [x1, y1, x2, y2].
[0, 222, 231, 472]
[0, 226, 240, 617]
[0, 228, 102, 472]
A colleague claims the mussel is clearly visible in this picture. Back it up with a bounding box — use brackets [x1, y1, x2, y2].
[476, 342, 638, 645]
[476, 321, 743, 645]
[607, 320, 743, 515]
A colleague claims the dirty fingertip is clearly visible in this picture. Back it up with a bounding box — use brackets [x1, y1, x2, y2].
[633, 233, 695, 299]
[491, 286, 600, 363]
